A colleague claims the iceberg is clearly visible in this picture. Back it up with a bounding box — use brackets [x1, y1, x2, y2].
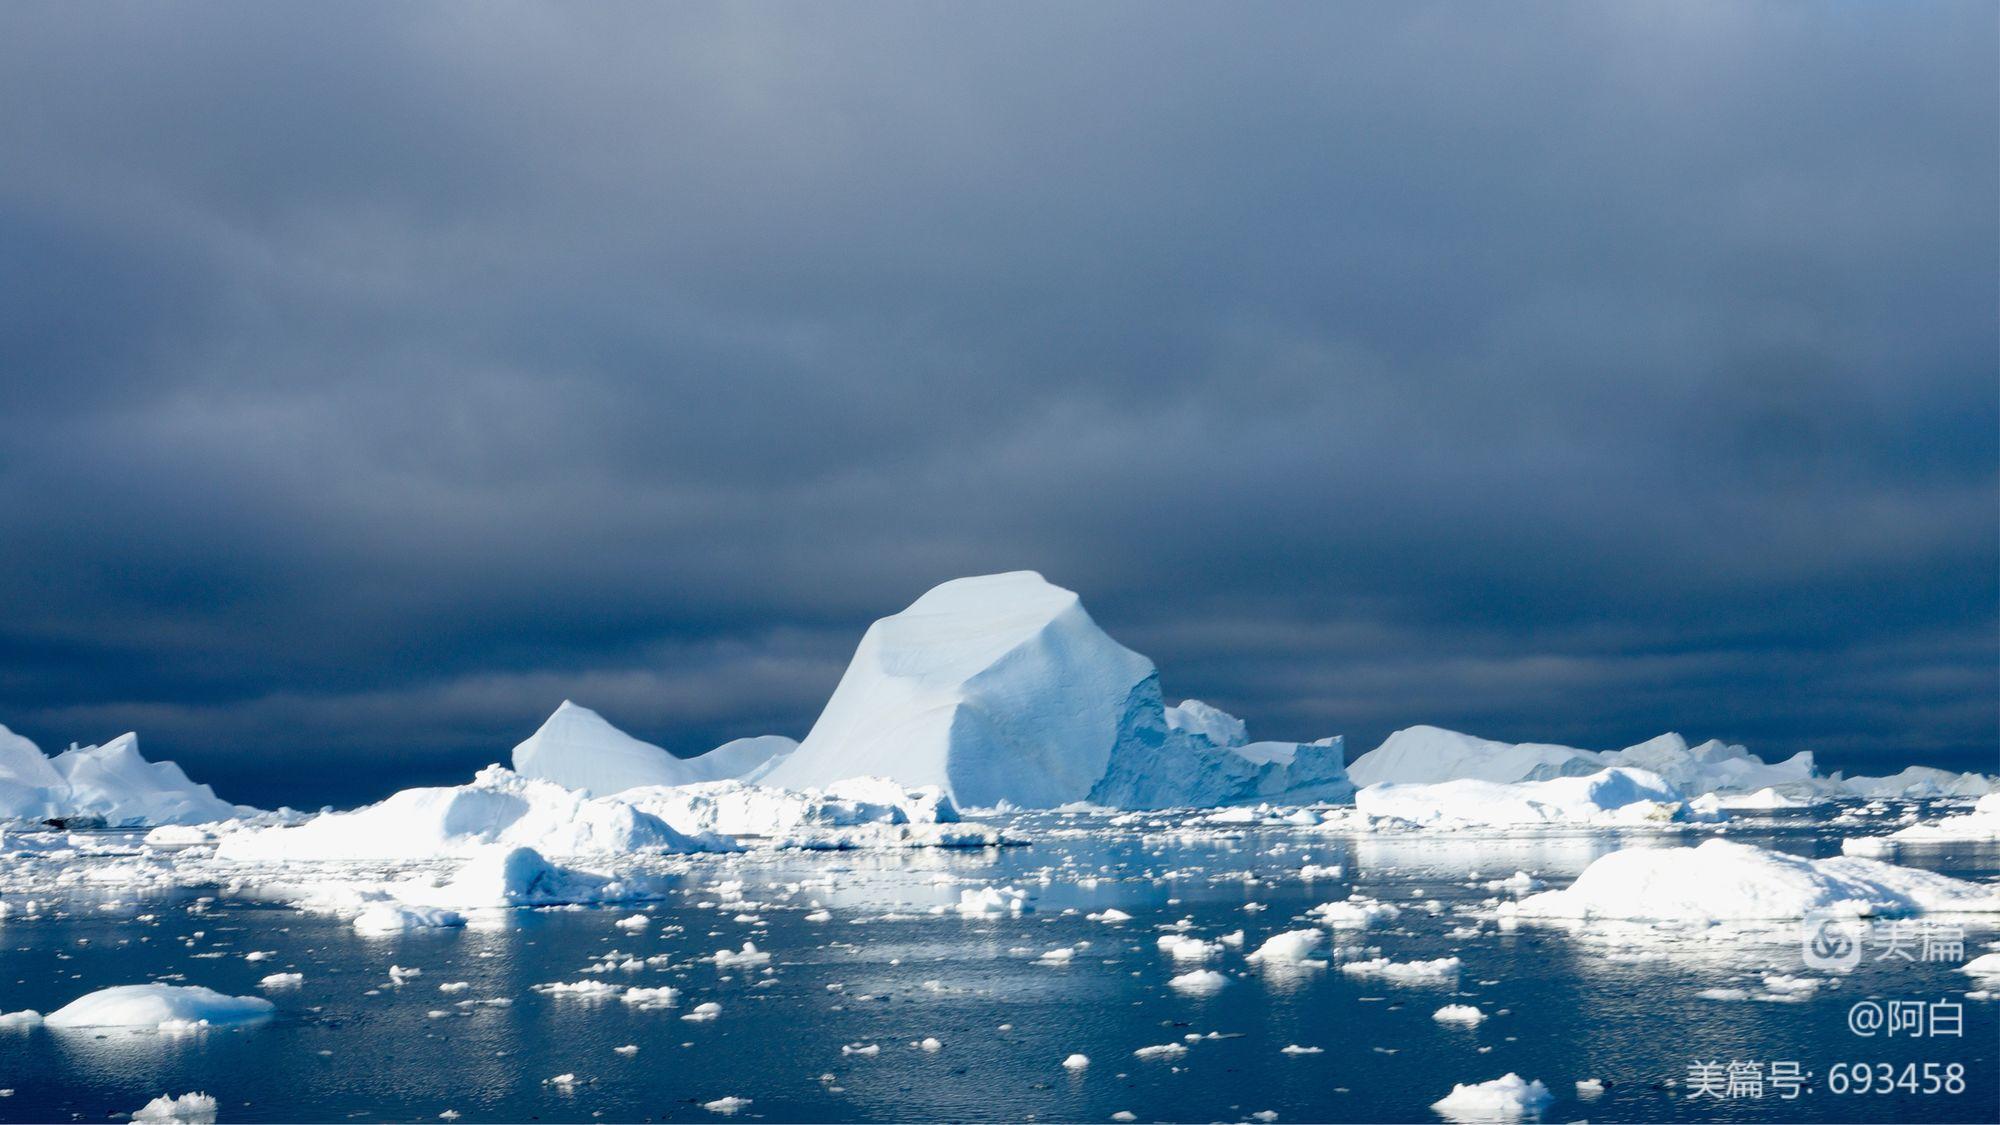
[751, 572, 1352, 808]
[214, 765, 723, 862]
[0, 724, 248, 827]
[45, 984, 274, 1031]
[1837, 766, 1996, 799]
[1355, 767, 1695, 829]
[1594, 733, 1817, 796]
[1348, 726, 1601, 788]
[759, 572, 1157, 807]
[1508, 839, 2000, 922]
[511, 701, 789, 796]
[1350, 725, 1834, 800]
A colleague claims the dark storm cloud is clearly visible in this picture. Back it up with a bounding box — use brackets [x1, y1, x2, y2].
[1, 2, 1993, 806]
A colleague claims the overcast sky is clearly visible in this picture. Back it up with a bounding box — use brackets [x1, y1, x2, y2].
[2, 3, 1994, 808]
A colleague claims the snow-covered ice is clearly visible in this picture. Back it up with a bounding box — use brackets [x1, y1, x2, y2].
[1356, 768, 1695, 829]
[1, 724, 248, 827]
[1429, 1073, 1553, 1121]
[760, 572, 1159, 806]
[1509, 839, 2000, 922]
[45, 984, 274, 1031]
[214, 766, 722, 861]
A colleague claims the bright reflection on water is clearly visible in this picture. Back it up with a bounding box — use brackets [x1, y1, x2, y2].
[0, 807, 1993, 1122]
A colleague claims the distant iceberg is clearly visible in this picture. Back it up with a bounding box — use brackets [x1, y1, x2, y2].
[0, 724, 249, 827]
[1355, 767, 1698, 829]
[511, 701, 793, 795]
[1346, 723, 1986, 801]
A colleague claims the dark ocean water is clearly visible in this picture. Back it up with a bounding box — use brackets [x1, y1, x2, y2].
[0, 808, 1994, 1122]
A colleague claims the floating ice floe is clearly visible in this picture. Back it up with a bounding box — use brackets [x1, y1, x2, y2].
[1307, 897, 1401, 929]
[1167, 969, 1230, 993]
[1429, 1073, 1553, 1122]
[44, 984, 273, 1031]
[1507, 839, 2000, 922]
[956, 885, 1033, 916]
[1432, 1004, 1486, 1025]
[131, 1092, 219, 1124]
[1842, 793, 2000, 856]
[1156, 934, 1221, 961]
[1245, 929, 1324, 964]
[1340, 956, 1462, 985]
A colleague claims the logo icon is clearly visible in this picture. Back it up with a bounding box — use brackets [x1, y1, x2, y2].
[1802, 910, 1865, 972]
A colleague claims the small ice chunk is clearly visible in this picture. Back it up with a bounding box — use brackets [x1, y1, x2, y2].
[1167, 969, 1230, 993]
[1245, 930, 1323, 964]
[712, 942, 771, 968]
[1430, 1073, 1553, 1122]
[1432, 1004, 1486, 1026]
[1063, 1053, 1090, 1070]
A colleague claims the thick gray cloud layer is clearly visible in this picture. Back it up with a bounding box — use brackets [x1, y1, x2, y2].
[2, 3, 1993, 807]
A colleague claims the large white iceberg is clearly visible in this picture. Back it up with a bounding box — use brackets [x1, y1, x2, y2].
[214, 765, 722, 862]
[510, 701, 791, 795]
[1355, 767, 1695, 828]
[757, 572, 1351, 808]
[0, 723, 65, 820]
[0, 725, 248, 827]
[1508, 839, 2000, 922]
[760, 572, 1156, 807]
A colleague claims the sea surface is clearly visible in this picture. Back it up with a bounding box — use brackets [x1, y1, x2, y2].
[1, 806, 1994, 1122]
